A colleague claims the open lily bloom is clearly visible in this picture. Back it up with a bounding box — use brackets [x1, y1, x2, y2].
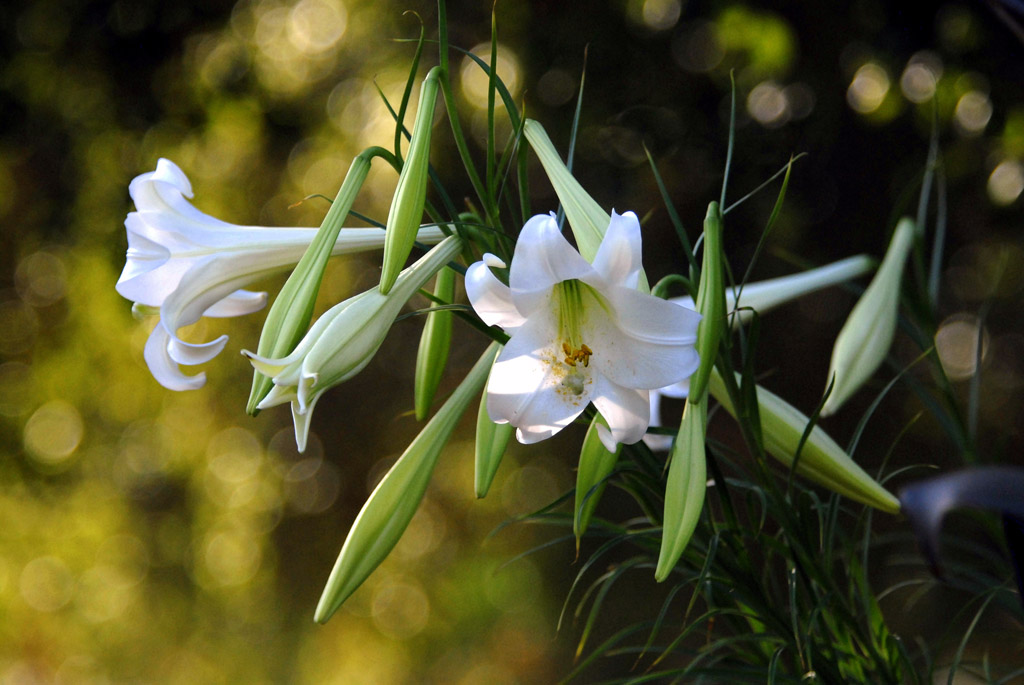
[466, 211, 702, 450]
[117, 158, 444, 390]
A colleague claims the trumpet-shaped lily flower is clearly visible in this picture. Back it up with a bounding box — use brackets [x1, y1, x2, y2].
[245, 235, 462, 452]
[117, 158, 444, 391]
[466, 211, 702, 449]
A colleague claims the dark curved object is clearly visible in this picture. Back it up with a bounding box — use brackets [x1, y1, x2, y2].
[899, 467, 1024, 608]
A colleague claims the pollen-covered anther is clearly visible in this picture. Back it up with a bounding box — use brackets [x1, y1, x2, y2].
[561, 342, 593, 368]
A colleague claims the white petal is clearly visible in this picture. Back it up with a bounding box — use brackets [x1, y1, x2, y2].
[203, 290, 268, 318]
[465, 261, 526, 330]
[167, 334, 228, 366]
[142, 322, 207, 391]
[591, 210, 642, 289]
[510, 213, 593, 314]
[591, 376, 650, 447]
[658, 378, 691, 399]
[485, 313, 589, 442]
[585, 286, 701, 389]
[642, 390, 675, 451]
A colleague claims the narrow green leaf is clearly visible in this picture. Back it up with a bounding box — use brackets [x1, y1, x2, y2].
[414, 267, 455, 419]
[314, 342, 498, 622]
[573, 413, 622, 543]
[655, 399, 708, 582]
[380, 66, 442, 294]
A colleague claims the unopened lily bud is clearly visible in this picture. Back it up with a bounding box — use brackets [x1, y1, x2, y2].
[380, 67, 442, 294]
[688, 202, 727, 404]
[822, 218, 915, 416]
[708, 369, 900, 514]
[414, 266, 456, 420]
[244, 235, 462, 452]
[655, 399, 707, 581]
[248, 149, 375, 414]
[314, 342, 499, 623]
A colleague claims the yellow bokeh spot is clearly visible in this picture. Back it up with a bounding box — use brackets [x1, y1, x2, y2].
[460, 43, 521, 108]
[847, 63, 890, 114]
[24, 399, 84, 466]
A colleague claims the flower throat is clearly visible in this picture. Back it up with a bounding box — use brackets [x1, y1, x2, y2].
[557, 279, 592, 369]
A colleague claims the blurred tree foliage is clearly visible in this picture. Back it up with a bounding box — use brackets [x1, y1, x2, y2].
[0, 0, 1022, 681]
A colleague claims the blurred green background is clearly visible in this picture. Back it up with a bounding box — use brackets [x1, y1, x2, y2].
[1, 0, 1023, 681]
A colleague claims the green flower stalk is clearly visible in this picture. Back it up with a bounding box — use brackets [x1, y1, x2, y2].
[708, 369, 901, 513]
[821, 217, 915, 416]
[314, 342, 499, 623]
[244, 235, 462, 452]
[380, 66, 442, 295]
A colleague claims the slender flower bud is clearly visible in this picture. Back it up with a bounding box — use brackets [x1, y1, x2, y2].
[523, 119, 610, 263]
[314, 342, 499, 623]
[573, 414, 622, 544]
[708, 369, 900, 513]
[245, 235, 462, 451]
[656, 399, 708, 581]
[474, 351, 515, 498]
[688, 202, 727, 404]
[380, 67, 442, 294]
[821, 218, 915, 416]
[414, 266, 455, 419]
[247, 149, 382, 414]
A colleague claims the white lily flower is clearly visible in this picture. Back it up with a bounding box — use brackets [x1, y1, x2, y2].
[117, 158, 444, 391]
[245, 235, 462, 452]
[645, 254, 875, 449]
[465, 211, 702, 450]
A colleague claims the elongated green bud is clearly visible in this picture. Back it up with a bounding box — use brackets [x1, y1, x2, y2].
[474, 362, 515, 498]
[247, 151, 374, 414]
[523, 119, 609, 262]
[655, 399, 707, 581]
[523, 118, 651, 291]
[380, 67, 442, 294]
[688, 202, 727, 404]
[414, 267, 455, 420]
[708, 369, 900, 513]
[573, 414, 622, 544]
[821, 218, 914, 416]
[314, 342, 499, 623]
